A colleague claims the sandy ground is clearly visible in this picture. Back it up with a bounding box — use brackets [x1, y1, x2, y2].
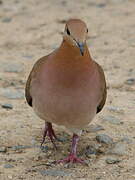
[0, 0, 135, 179]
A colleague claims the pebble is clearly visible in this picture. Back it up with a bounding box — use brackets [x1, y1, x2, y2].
[102, 116, 123, 125]
[2, 17, 12, 23]
[125, 78, 135, 85]
[97, 3, 106, 8]
[85, 145, 97, 156]
[22, 55, 33, 60]
[57, 136, 68, 142]
[4, 63, 23, 73]
[89, 124, 104, 132]
[7, 159, 16, 162]
[0, 146, 7, 153]
[111, 0, 128, 3]
[1, 89, 24, 99]
[11, 145, 31, 151]
[57, 19, 67, 24]
[96, 177, 102, 180]
[96, 134, 113, 145]
[39, 169, 71, 177]
[85, 144, 103, 157]
[107, 142, 127, 155]
[4, 164, 14, 168]
[1, 103, 13, 109]
[40, 146, 49, 153]
[64, 163, 76, 169]
[7, 175, 13, 179]
[107, 106, 124, 114]
[106, 157, 121, 164]
[121, 136, 133, 144]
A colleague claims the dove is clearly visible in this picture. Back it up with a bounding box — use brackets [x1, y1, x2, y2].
[25, 19, 107, 163]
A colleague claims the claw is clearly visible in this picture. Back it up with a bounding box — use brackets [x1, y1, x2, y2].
[56, 153, 85, 164]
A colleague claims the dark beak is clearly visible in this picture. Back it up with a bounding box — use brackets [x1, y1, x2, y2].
[77, 42, 85, 56]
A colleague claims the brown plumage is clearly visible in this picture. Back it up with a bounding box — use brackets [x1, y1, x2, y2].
[25, 19, 107, 163]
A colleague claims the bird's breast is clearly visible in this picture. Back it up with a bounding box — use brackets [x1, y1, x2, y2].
[31, 61, 101, 128]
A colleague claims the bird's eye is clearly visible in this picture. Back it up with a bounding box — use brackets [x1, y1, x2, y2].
[66, 28, 70, 35]
[87, 28, 88, 33]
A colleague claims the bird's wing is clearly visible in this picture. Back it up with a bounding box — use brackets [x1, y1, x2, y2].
[25, 55, 49, 107]
[95, 62, 107, 113]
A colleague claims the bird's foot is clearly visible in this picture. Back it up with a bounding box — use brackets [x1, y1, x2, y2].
[56, 134, 86, 164]
[56, 153, 85, 164]
[41, 122, 57, 149]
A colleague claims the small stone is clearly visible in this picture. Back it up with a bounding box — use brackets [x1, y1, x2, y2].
[7, 175, 13, 179]
[107, 143, 127, 155]
[61, 1, 67, 6]
[85, 145, 98, 156]
[7, 159, 16, 162]
[4, 64, 23, 73]
[107, 106, 124, 114]
[96, 177, 102, 180]
[17, 158, 24, 163]
[2, 17, 12, 23]
[64, 163, 76, 169]
[57, 136, 68, 142]
[40, 146, 49, 153]
[97, 146, 106, 154]
[121, 136, 133, 144]
[1, 89, 24, 99]
[97, 3, 106, 8]
[111, 0, 127, 3]
[33, 155, 41, 161]
[89, 124, 104, 132]
[96, 134, 113, 145]
[11, 145, 31, 151]
[0, 146, 7, 152]
[39, 170, 71, 177]
[22, 55, 33, 60]
[125, 78, 135, 85]
[106, 157, 121, 164]
[85, 144, 101, 158]
[4, 164, 14, 168]
[1, 103, 13, 109]
[57, 19, 67, 24]
[102, 116, 123, 125]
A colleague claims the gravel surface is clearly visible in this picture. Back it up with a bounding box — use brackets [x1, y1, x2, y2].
[0, 0, 135, 179]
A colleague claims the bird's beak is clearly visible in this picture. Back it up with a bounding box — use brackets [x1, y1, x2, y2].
[77, 42, 85, 56]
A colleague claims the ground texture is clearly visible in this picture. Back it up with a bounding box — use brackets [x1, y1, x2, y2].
[0, 0, 135, 179]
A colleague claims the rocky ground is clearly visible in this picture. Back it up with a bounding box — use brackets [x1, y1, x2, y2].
[0, 0, 135, 179]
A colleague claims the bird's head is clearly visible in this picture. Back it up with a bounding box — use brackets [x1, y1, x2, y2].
[63, 19, 88, 56]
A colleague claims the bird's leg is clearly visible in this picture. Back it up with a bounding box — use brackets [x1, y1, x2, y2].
[41, 122, 57, 149]
[57, 134, 85, 164]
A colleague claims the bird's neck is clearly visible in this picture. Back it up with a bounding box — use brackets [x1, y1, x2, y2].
[58, 40, 92, 62]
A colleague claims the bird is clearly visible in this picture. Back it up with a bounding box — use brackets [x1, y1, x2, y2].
[25, 19, 107, 164]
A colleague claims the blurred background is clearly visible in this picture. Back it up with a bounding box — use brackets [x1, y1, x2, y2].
[0, 0, 135, 179]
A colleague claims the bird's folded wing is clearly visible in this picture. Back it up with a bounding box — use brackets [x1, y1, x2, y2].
[25, 56, 48, 107]
[95, 62, 107, 113]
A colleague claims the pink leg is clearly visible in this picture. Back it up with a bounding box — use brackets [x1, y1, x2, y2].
[41, 122, 57, 149]
[57, 134, 85, 164]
